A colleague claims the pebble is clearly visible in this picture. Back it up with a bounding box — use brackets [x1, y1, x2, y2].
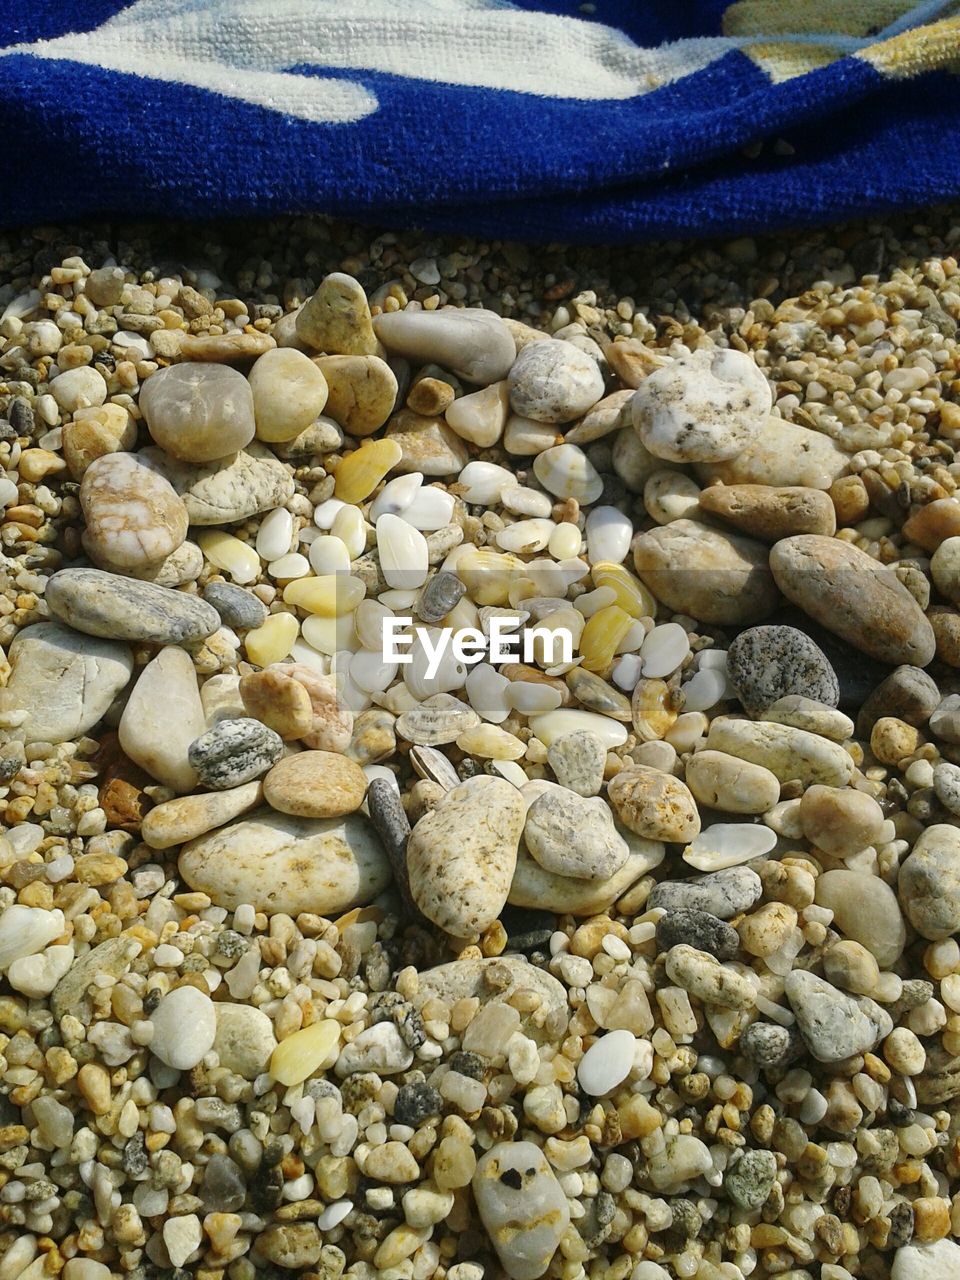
[46, 568, 221, 644]
[892, 1239, 960, 1280]
[647, 866, 763, 919]
[546, 730, 606, 796]
[699, 482, 836, 540]
[119, 647, 205, 793]
[50, 365, 107, 412]
[532, 444, 603, 503]
[187, 718, 284, 789]
[79, 452, 188, 572]
[269, 1018, 341, 1086]
[416, 570, 466, 624]
[296, 272, 377, 354]
[705, 717, 854, 786]
[682, 822, 777, 871]
[212, 1004, 277, 1079]
[257, 1224, 323, 1270]
[664, 943, 756, 1009]
[140, 783, 263, 849]
[607, 765, 701, 842]
[248, 346, 329, 442]
[472, 1141, 570, 1280]
[179, 810, 391, 914]
[785, 970, 893, 1062]
[445, 380, 509, 446]
[62, 402, 136, 478]
[262, 750, 367, 817]
[336, 1022, 413, 1076]
[239, 667, 313, 739]
[150, 986, 216, 1070]
[770, 534, 937, 666]
[933, 761, 960, 815]
[203, 581, 268, 631]
[510, 836, 663, 917]
[0, 621, 132, 744]
[0, 905, 65, 970]
[523, 786, 629, 881]
[142, 443, 295, 525]
[726, 625, 839, 716]
[577, 1029, 638, 1095]
[633, 520, 778, 625]
[373, 308, 515, 384]
[683, 750, 780, 814]
[898, 825, 960, 940]
[163, 1216, 202, 1269]
[406, 777, 526, 938]
[856, 664, 941, 738]
[139, 362, 255, 461]
[645, 1135, 714, 1192]
[764, 693, 853, 741]
[315, 354, 398, 436]
[386, 411, 470, 475]
[508, 339, 604, 423]
[695, 416, 848, 489]
[799, 784, 886, 855]
[585, 505, 633, 565]
[725, 1149, 778, 1210]
[815, 869, 906, 967]
[631, 347, 771, 462]
[655, 907, 738, 959]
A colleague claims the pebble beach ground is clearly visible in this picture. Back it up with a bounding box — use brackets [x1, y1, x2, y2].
[1, 208, 960, 1280]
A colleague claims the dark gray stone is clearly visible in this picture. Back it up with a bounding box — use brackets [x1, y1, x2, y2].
[394, 1082, 442, 1127]
[416, 571, 466, 624]
[202, 582, 268, 631]
[856, 665, 941, 739]
[187, 718, 283, 789]
[45, 568, 220, 644]
[727, 625, 838, 716]
[655, 907, 739, 960]
[202, 1154, 247, 1213]
[647, 867, 763, 921]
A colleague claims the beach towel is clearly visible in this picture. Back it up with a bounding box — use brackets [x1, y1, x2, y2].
[2, 0, 959, 242]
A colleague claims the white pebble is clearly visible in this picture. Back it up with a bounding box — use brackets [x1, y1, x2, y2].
[586, 506, 633, 565]
[256, 507, 294, 561]
[268, 553, 310, 580]
[377, 513, 429, 589]
[308, 535, 351, 576]
[577, 1029, 637, 1096]
[402, 486, 457, 530]
[683, 823, 777, 871]
[458, 461, 515, 505]
[370, 473, 423, 521]
[640, 623, 690, 678]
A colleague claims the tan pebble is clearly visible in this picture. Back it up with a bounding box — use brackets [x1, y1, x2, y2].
[870, 716, 921, 765]
[799, 784, 885, 854]
[80, 452, 188, 573]
[77, 1062, 112, 1114]
[928, 606, 960, 668]
[284, 663, 353, 752]
[823, 940, 880, 995]
[607, 765, 700, 842]
[684, 750, 780, 815]
[699, 483, 836, 541]
[263, 751, 367, 818]
[361, 1141, 420, 1184]
[62, 403, 136, 478]
[407, 375, 455, 417]
[19, 449, 66, 483]
[911, 1197, 951, 1242]
[296, 273, 377, 355]
[631, 678, 679, 743]
[73, 854, 127, 886]
[314, 354, 398, 437]
[737, 903, 797, 957]
[248, 347, 329, 443]
[179, 331, 276, 361]
[385, 409, 469, 476]
[903, 498, 960, 551]
[240, 667, 314, 740]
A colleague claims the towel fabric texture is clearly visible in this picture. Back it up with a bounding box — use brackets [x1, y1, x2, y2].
[1, 0, 959, 241]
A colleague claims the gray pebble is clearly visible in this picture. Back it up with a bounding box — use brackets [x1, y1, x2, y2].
[725, 1149, 778, 1211]
[648, 867, 763, 920]
[727, 625, 838, 717]
[45, 567, 220, 644]
[855, 664, 940, 739]
[187, 718, 283, 790]
[416, 572, 466, 624]
[201, 1153, 247, 1213]
[547, 730, 606, 797]
[934, 762, 960, 816]
[739, 1021, 802, 1068]
[655, 908, 739, 960]
[785, 969, 892, 1063]
[202, 582, 268, 631]
[929, 694, 960, 745]
[366, 777, 421, 919]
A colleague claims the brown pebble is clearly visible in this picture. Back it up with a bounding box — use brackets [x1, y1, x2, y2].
[829, 474, 870, 526]
[262, 750, 368, 818]
[902, 497, 960, 552]
[699, 483, 836, 541]
[240, 667, 314, 740]
[407, 376, 455, 417]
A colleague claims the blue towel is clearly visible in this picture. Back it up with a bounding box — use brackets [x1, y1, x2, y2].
[2, 0, 958, 242]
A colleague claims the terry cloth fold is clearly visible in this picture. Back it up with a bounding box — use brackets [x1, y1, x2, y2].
[1, 0, 959, 242]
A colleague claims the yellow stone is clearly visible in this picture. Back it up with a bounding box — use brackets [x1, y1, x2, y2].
[244, 612, 300, 666]
[269, 1018, 341, 1086]
[301, 613, 360, 656]
[456, 547, 526, 606]
[591, 562, 656, 619]
[283, 574, 366, 616]
[578, 605, 633, 673]
[198, 531, 261, 584]
[456, 725, 526, 760]
[334, 439, 403, 503]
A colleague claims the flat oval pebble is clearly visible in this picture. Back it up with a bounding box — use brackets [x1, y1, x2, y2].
[80, 452, 188, 572]
[699, 482, 836, 540]
[179, 809, 390, 914]
[647, 866, 763, 919]
[45, 568, 221, 644]
[248, 346, 328, 442]
[633, 520, 778, 626]
[373, 308, 515, 385]
[510, 834, 663, 917]
[141, 782, 263, 849]
[577, 1029, 638, 1096]
[149, 986, 216, 1070]
[508, 338, 604, 423]
[262, 750, 367, 818]
[770, 534, 936, 666]
[119, 646, 205, 793]
[682, 822, 777, 871]
[684, 751, 780, 815]
[705, 717, 854, 786]
[187, 718, 284, 790]
[631, 348, 771, 462]
[727, 624, 839, 717]
[139, 362, 255, 462]
[815, 869, 906, 967]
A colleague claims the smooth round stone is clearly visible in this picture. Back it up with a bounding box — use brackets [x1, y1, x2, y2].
[533, 444, 603, 504]
[406, 777, 526, 939]
[202, 582, 268, 631]
[770, 535, 936, 667]
[633, 520, 778, 626]
[764, 694, 853, 742]
[150, 986, 216, 1070]
[50, 365, 107, 412]
[377, 513, 429, 589]
[531, 709, 628, 750]
[374, 308, 515, 385]
[188, 718, 284, 790]
[684, 750, 779, 815]
[739, 1020, 802, 1067]
[892, 1240, 960, 1280]
[682, 822, 776, 872]
[608, 765, 700, 842]
[727, 625, 839, 716]
[179, 809, 390, 915]
[899, 825, 960, 940]
[385, 411, 470, 476]
[799, 784, 885, 855]
[695, 416, 847, 490]
[141, 443, 294, 525]
[141, 782, 263, 849]
[699, 483, 836, 541]
[631, 348, 771, 463]
[80, 452, 188, 572]
[403, 486, 457, 530]
[705, 717, 854, 787]
[577, 1029, 638, 1096]
[262, 750, 367, 818]
[508, 338, 604, 424]
[45, 568, 220, 644]
[647, 867, 763, 919]
[140, 362, 255, 462]
[503, 413, 561, 456]
[132, 540, 204, 588]
[119, 647, 205, 793]
[856, 664, 941, 739]
[0, 621, 132, 745]
[62, 402, 137, 478]
[458, 460, 516, 505]
[524, 787, 629, 881]
[546, 730, 606, 796]
[296, 272, 377, 355]
[473, 1142, 570, 1280]
[585, 506, 633, 566]
[815, 869, 906, 967]
[240, 666, 313, 739]
[784, 970, 892, 1063]
[640, 622, 689, 679]
[933, 761, 960, 816]
[655, 907, 738, 960]
[256, 506, 294, 561]
[248, 347, 328, 442]
[315, 354, 398, 436]
[213, 1003, 277, 1079]
[931, 535, 960, 604]
[445, 380, 509, 446]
